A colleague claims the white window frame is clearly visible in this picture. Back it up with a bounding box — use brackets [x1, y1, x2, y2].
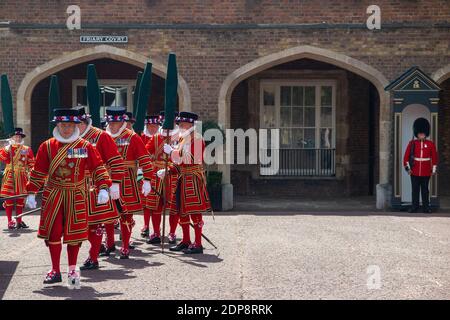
[72, 79, 136, 112]
[259, 80, 336, 176]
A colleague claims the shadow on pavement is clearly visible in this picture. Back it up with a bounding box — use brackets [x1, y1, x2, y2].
[81, 268, 137, 283]
[3, 228, 37, 237]
[0, 261, 19, 299]
[163, 251, 223, 268]
[32, 285, 123, 300]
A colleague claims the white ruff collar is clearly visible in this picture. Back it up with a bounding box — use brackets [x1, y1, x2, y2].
[158, 125, 179, 137]
[143, 126, 158, 137]
[53, 127, 80, 144]
[106, 122, 127, 138]
[179, 126, 195, 139]
[79, 119, 93, 138]
[9, 139, 24, 146]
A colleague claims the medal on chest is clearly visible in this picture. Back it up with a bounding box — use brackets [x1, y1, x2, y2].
[67, 148, 88, 159]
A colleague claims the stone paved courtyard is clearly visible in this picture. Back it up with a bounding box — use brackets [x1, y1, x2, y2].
[1, 211, 450, 300]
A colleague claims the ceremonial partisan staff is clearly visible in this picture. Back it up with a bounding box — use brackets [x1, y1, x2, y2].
[132, 71, 143, 120]
[86, 64, 127, 216]
[159, 53, 178, 253]
[134, 63, 152, 134]
[1, 74, 18, 218]
[48, 75, 60, 135]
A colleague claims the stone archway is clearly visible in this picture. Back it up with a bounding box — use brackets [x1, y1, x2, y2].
[218, 45, 390, 209]
[432, 64, 450, 84]
[16, 45, 191, 143]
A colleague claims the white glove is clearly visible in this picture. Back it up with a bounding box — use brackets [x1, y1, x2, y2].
[157, 169, 166, 179]
[163, 143, 173, 155]
[137, 168, 143, 175]
[109, 183, 120, 200]
[142, 180, 151, 197]
[25, 194, 37, 209]
[97, 189, 110, 205]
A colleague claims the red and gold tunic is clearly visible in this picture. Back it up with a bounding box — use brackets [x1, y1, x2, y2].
[82, 126, 126, 224]
[0, 144, 35, 206]
[140, 132, 152, 146]
[144, 133, 178, 213]
[172, 133, 211, 216]
[110, 128, 153, 214]
[26, 138, 112, 244]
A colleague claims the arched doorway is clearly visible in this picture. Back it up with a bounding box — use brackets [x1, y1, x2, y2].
[218, 45, 390, 208]
[433, 65, 450, 196]
[16, 45, 191, 147]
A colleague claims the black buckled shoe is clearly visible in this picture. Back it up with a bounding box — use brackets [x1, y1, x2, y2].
[99, 245, 116, 257]
[169, 242, 190, 252]
[141, 227, 149, 238]
[182, 244, 204, 254]
[168, 233, 177, 245]
[99, 243, 107, 254]
[43, 270, 62, 284]
[16, 221, 29, 229]
[80, 258, 99, 271]
[119, 248, 130, 259]
[146, 233, 161, 245]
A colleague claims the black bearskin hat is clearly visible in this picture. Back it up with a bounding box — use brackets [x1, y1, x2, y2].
[413, 117, 430, 138]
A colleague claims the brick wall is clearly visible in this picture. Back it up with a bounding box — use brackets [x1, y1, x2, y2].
[1, 0, 448, 24]
[439, 78, 450, 195]
[29, 58, 171, 149]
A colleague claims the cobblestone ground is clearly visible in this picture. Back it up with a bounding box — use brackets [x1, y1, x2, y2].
[1, 212, 450, 300]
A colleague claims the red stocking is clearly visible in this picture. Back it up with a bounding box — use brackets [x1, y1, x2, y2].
[5, 205, 13, 223]
[67, 243, 81, 270]
[48, 242, 62, 273]
[143, 208, 151, 229]
[151, 212, 162, 235]
[191, 214, 203, 247]
[104, 222, 115, 248]
[120, 215, 133, 250]
[169, 214, 179, 234]
[88, 224, 102, 262]
[15, 205, 23, 224]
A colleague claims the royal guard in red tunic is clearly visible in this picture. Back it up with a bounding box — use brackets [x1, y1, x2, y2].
[104, 106, 153, 259]
[144, 112, 180, 244]
[0, 128, 35, 229]
[140, 114, 163, 238]
[25, 108, 112, 287]
[163, 112, 211, 254]
[74, 106, 126, 270]
[403, 118, 438, 213]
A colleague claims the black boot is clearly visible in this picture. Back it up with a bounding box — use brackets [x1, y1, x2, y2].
[80, 258, 99, 270]
[16, 221, 29, 229]
[408, 206, 418, 213]
[99, 245, 116, 257]
[169, 242, 190, 252]
[182, 245, 204, 254]
[43, 270, 62, 284]
[422, 207, 432, 214]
